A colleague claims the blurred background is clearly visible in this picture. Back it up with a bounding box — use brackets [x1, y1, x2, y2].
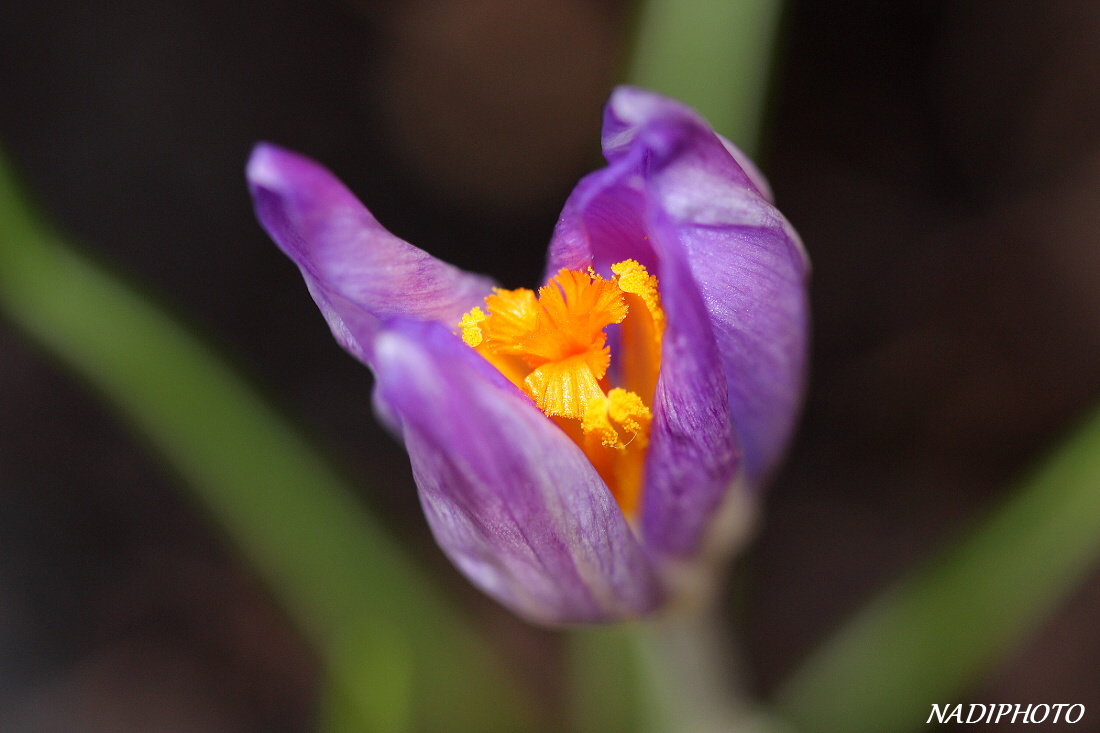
[2, 1, 1100, 731]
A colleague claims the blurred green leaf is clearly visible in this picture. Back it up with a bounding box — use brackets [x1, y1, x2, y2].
[569, 627, 649, 733]
[626, 0, 785, 153]
[776, 410, 1100, 733]
[0, 149, 536, 733]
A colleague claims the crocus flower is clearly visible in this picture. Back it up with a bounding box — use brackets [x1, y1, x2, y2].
[247, 87, 808, 625]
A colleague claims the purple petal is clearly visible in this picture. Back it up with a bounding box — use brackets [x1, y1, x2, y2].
[372, 318, 661, 624]
[640, 211, 742, 557]
[247, 143, 494, 364]
[550, 87, 808, 490]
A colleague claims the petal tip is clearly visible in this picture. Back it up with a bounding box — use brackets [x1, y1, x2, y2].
[246, 142, 299, 193]
[607, 86, 697, 127]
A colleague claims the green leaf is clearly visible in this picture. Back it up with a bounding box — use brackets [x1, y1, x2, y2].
[0, 149, 536, 733]
[625, 0, 785, 153]
[569, 627, 649, 733]
[776, 410, 1100, 733]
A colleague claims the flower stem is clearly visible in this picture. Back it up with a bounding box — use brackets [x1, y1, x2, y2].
[631, 609, 791, 733]
[570, 599, 791, 733]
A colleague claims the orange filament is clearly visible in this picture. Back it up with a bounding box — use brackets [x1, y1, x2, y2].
[459, 260, 664, 517]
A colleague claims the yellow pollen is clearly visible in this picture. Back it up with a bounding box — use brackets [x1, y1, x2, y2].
[582, 388, 651, 450]
[612, 260, 664, 335]
[458, 261, 664, 517]
[459, 307, 487, 347]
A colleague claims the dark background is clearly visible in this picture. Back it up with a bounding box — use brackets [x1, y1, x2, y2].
[2, 1, 1100, 730]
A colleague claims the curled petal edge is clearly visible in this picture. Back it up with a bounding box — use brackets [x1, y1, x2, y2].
[247, 143, 494, 364]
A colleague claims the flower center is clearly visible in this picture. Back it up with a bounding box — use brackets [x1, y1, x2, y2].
[459, 260, 664, 517]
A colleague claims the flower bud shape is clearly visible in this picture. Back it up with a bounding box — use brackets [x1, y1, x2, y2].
[247, 87, 809, 625]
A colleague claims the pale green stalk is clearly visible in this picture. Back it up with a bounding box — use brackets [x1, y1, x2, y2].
[629, 611, 790, 733]
[0, 150, 536, 733]
[571, 608, 793, 733]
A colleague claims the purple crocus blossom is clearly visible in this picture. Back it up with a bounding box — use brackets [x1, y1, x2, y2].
[247, 87, 808, 625]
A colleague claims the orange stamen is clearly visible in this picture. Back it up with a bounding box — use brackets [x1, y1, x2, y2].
[459, 261, 664, 518]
